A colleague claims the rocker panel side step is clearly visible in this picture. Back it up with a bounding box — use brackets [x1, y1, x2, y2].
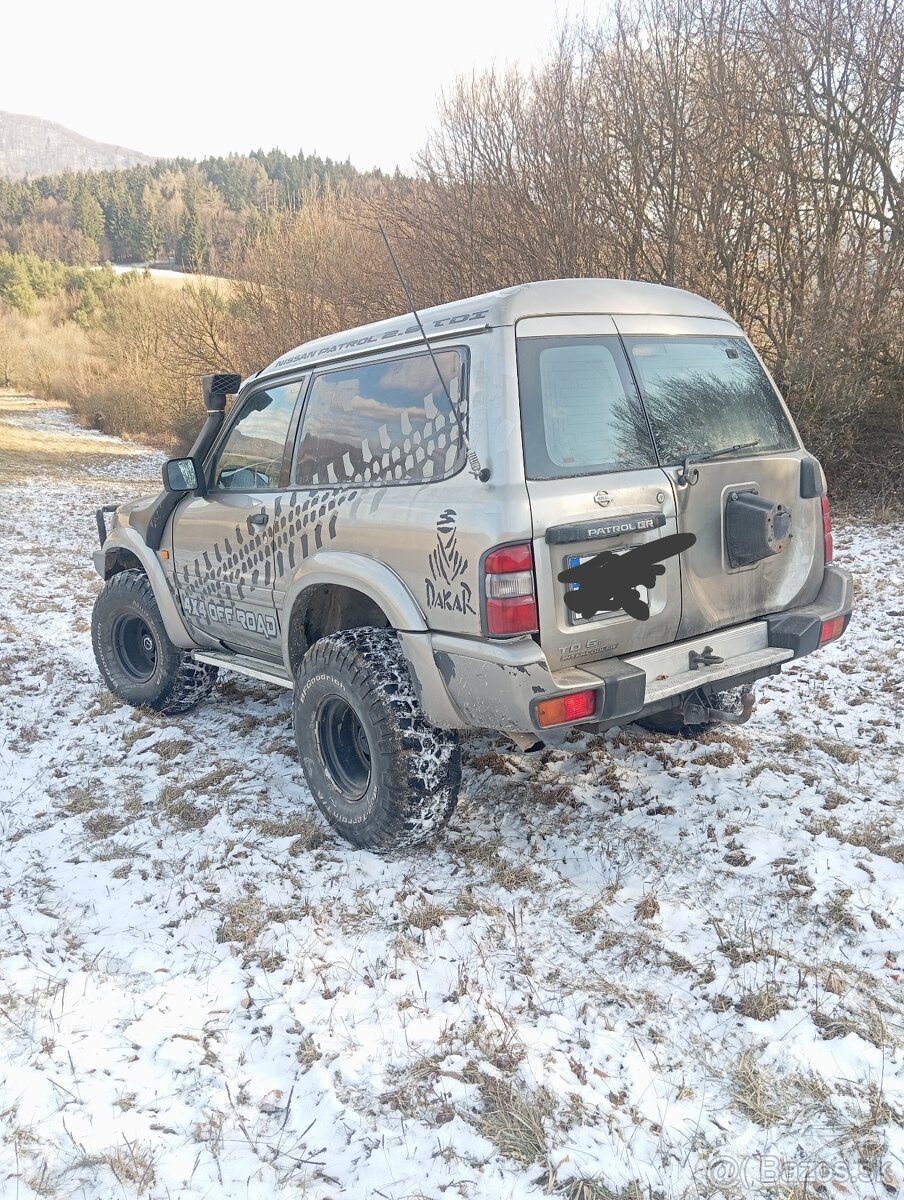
[193, 651, 293, 689]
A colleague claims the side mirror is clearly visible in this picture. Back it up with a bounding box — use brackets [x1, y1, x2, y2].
[163, 457, 202, 493]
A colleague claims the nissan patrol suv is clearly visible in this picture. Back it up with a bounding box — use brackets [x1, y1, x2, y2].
[91, 279, 853, 850]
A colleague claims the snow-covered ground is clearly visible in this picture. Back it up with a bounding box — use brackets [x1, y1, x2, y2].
[1, 395, 902, 1200]
[106, 263, 226, 288]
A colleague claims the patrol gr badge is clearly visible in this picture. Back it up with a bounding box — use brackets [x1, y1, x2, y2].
[594, 490, 611, 507]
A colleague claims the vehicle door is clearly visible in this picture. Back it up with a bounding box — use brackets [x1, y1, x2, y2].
[276, 345, 493, 635]
[516, 316, 684, 671]
[171, 378, 305, 657]
[616, 316, 823, 640]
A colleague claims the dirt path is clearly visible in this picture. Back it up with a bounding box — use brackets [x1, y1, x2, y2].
[1, 399, 902, 1199]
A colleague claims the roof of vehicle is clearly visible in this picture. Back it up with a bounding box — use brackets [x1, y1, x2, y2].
[259, 278, 737, 380]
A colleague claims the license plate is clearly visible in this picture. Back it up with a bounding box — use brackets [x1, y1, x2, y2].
[565, 553, 650, 624]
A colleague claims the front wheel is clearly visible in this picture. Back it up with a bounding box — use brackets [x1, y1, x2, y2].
[293, 628, 461, 851]
[91, 569, 218, 714]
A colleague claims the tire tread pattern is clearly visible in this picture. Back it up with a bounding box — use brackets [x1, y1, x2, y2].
[92, 569, 217, 715]
[294, 627, 461, 851]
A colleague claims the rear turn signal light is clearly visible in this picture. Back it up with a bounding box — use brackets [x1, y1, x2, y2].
[536, 689, 598, 728]
[821, 496, 833, 564]
[819, 615, 847, 646]
[484, 543, 539, 636]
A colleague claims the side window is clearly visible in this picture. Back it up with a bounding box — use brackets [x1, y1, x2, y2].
[212, 381, 303, 491]
[292, 349, 466, 486]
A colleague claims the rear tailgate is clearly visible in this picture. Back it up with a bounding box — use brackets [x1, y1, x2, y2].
[516, 316, 683, 670]
[615, 315, 825, 640]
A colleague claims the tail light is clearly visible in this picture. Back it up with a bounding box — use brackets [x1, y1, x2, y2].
[536, 688, 598, 728]
[821, 496, 833, 564]
[483, 542, 539, 636]
[819, 614, 848, 645]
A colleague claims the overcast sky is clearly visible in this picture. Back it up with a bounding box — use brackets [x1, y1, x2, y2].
[4, 0, 598, 171]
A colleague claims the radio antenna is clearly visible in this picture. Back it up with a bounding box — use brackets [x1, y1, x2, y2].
[377, 222, 490, 483]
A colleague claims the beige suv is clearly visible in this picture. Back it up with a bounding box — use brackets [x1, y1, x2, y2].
[92, 279, 853, 850]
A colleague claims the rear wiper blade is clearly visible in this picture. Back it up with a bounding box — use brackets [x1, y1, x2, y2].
[676, 440, 761, 486]
[696, 439, 761, 463]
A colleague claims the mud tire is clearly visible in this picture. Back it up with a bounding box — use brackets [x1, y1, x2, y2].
[92, 569, 217, 714]
[293, 627, 461, 851]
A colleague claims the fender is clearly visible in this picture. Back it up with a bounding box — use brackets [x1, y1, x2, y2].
[281, 552, 467, 726]
[94, 525, 197, 649]
[281, 551, 428, 662]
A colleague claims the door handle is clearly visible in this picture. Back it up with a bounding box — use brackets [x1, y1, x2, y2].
[247, 512, 269, 530]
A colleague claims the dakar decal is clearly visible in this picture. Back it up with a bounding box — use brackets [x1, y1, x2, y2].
[425, 509, 476, 615]
[558, 533, 697, 622]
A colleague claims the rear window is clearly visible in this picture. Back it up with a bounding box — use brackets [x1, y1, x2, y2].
[623, 336, 798, 462]
[517, 337, 657, 479]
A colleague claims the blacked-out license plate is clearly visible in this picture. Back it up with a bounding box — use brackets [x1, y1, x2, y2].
[565, 553, 650, 624]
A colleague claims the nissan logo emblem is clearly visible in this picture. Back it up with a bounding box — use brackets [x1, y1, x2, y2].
[594, 491, 611, 507]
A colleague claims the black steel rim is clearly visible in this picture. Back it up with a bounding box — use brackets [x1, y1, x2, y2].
[317, 696, 372, 800]
[113, 613, 158, 682]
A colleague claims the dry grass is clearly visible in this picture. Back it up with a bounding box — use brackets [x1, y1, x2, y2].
[466, 835, 540, 891]
[634, 893, 660, 921]
[242, 813, 326, 848]
[406, 898, 451, 931]
[736, 985, 791, 1021]
[83, 811, 128, 839]
[380, 1052, 448, 1120]
[467, 749, 518, 776]
[158, 783, 215, 831]
[100, 1141, 157, 1191]
[59, 785, 102, 816]
[731, 1052, 788, 1127]
[151, 737, 195, 761]
[807, 813, 903, 861]
[0, 394, 57, 412]
[815, 737, 860, 763]
[561, 1182, 650, 1200]
[0, 419, 139, 463]
[216, 893, 269, 948]
[294, 1031, 323, 1073]
[471, 1072, 553, 1169]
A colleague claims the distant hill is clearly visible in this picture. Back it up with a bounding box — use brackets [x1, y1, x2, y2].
[0, 111, 155, 179]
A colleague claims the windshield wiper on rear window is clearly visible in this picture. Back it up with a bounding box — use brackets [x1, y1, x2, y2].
[699, 439, 761, 462]
[675, 440, 761, 486]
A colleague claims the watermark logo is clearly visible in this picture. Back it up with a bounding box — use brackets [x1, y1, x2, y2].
[704, 1153, 889, 1188]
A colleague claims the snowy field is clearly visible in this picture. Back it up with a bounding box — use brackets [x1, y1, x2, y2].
[1, 395, 902, 1200]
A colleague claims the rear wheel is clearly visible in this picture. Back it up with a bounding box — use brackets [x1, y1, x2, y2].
[633, 685, 755, 736]
[293, 627, 461, 851]
[92, 569, 218, 714]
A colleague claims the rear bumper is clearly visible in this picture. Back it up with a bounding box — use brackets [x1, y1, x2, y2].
[417, 565, 853, 739]
[764, 564, 853, 658]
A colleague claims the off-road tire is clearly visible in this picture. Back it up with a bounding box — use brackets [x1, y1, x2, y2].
[633, 685, 754, 737]
[293, 627, 461, 851]
[91, 569, 218, 714]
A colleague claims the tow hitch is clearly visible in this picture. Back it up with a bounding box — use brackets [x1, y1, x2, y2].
[680, 688, 756, 726]
[688, 645, 723, 670]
